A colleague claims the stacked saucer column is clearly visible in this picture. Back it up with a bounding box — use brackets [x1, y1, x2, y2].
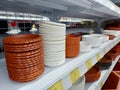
[39, 21, 66, 67]
[3, 34, 44, 82]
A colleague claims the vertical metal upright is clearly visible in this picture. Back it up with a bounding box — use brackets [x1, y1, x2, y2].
[95, 19, 104, 34]
[49, 9, 60, 22]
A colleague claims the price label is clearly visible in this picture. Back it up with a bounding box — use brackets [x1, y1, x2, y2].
[70, 68, 80, 83]
[96, 53, 101, 61]
[47, 80, 64, 90]
[85, 59, 93, 70]
[113, 41, 116, 45]
[110, 44, 113, 48]
[103, 48, 107, 54]
[100, 82, 104, 88]
[108, 70, 111, 74]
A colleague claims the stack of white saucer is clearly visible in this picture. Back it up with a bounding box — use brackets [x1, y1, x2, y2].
[39, 21, 66, 67]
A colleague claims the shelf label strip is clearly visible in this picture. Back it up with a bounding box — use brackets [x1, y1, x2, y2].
[103, 48, 107, 54]
[85, 59, 93, 70]
[96, 53, 101, 61]
[70, 68, 80, 83]
[47, 80, 64, 90]
[100, 81, 104, 88]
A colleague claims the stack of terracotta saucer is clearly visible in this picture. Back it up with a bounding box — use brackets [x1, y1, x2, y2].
[66, 34, 81, 58]
[85, 65, 101, 82]
[39, 21, 66, 67]
[3, 34, 44, 82]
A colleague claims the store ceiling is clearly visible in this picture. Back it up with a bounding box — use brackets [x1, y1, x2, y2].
[0, 0, 120, 19]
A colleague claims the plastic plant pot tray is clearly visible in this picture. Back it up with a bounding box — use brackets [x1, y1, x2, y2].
[102, 71, 120, 90]
[85, 65, 101, 82]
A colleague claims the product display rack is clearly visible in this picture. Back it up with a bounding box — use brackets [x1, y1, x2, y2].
[0, 0, 120, 90]
[0, 36, 120, 90]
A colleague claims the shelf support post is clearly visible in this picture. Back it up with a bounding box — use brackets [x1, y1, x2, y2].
[49, 9, 61, 22]
[95, 19, 104, 34]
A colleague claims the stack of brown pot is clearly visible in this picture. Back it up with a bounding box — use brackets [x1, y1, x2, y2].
[66, 34, 81, 58]
[3, 34, 44, 82]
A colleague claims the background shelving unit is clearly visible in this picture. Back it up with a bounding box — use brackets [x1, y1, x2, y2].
[0, 0, 120, 90]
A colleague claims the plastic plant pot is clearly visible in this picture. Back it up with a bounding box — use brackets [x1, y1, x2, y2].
[106, 50, 118, 60]
[67, 33, 82, 41]
[97, 55, 113, 70]
[113, 44, 120, 54]
[107, 27, 120, 30]
[85, 65, 101, 82]
[90, 34, 109, 42]
[103, 30, 120, 37]
[102, 72, 120, 90]
[80, 41, 92, 53]
[66, 34, 80, 58]
[82, 35, 103, 48]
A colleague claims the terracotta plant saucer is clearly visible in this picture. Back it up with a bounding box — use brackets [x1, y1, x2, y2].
[85, 65, 101, 82]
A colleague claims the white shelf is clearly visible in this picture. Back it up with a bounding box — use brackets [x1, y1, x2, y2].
[0, 36, 120, 90]
[85, 55, 120, 90]
[0, 11, 45, 20]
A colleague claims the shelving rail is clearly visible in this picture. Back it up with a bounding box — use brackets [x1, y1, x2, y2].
[0, 0, 120, 90]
